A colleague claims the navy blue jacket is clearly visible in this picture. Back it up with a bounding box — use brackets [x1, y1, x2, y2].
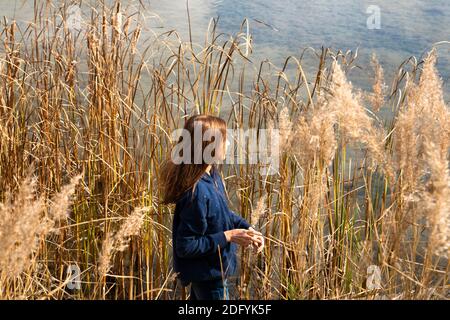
[172, 167, 251, 284]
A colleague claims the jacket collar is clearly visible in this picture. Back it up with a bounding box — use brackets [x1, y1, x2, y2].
[200, 165, 217, 183]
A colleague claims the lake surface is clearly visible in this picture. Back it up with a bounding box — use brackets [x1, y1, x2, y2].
[1, 0, 449, 98]
[149, 0, 450, 96]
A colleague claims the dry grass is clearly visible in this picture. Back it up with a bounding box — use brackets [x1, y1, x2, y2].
[0, 1, 448, 299]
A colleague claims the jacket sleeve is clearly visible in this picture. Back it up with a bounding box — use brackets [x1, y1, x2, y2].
[229, 210, 251, 229]
[175, 190, 229, 259]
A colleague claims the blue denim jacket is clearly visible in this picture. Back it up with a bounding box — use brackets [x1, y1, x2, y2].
[172, 167, 250, 284]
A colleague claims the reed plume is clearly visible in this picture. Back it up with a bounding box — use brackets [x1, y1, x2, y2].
[369, 54, 386, 112]
[251, 194, 267, 226]
[293, 96, 337, 169]
[327, 61, 393, 179]
[393, 51, 450, 259]
[98, 206, 148, 277]
[278, 107, 294, 153]
[424, 140, 450, 258]
[0, 168, 82, 278]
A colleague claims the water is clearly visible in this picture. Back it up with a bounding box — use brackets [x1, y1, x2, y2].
[1, 0, 449, 97]
[148, 0, 450, 96]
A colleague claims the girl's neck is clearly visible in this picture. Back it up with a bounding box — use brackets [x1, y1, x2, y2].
[205, 164, 213, 175]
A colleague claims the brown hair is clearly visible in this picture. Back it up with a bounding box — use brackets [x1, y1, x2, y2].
[159, 114, 228, 204]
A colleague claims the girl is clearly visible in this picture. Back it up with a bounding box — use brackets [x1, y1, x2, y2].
[160, 114, 264, 300]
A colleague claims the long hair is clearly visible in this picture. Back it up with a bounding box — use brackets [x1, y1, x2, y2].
[159, 114, 228, 204]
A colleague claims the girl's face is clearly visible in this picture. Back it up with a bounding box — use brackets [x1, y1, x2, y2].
[215, 137, 228, 163]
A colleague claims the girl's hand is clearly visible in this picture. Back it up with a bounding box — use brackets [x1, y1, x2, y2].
[248, 227, 264, 254]
[224, 229, 260, 247]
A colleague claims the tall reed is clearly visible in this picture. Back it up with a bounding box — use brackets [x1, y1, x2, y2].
[0, 1, 448, 299]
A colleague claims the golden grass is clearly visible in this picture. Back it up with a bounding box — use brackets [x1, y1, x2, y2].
[0, 1, 448, 299]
